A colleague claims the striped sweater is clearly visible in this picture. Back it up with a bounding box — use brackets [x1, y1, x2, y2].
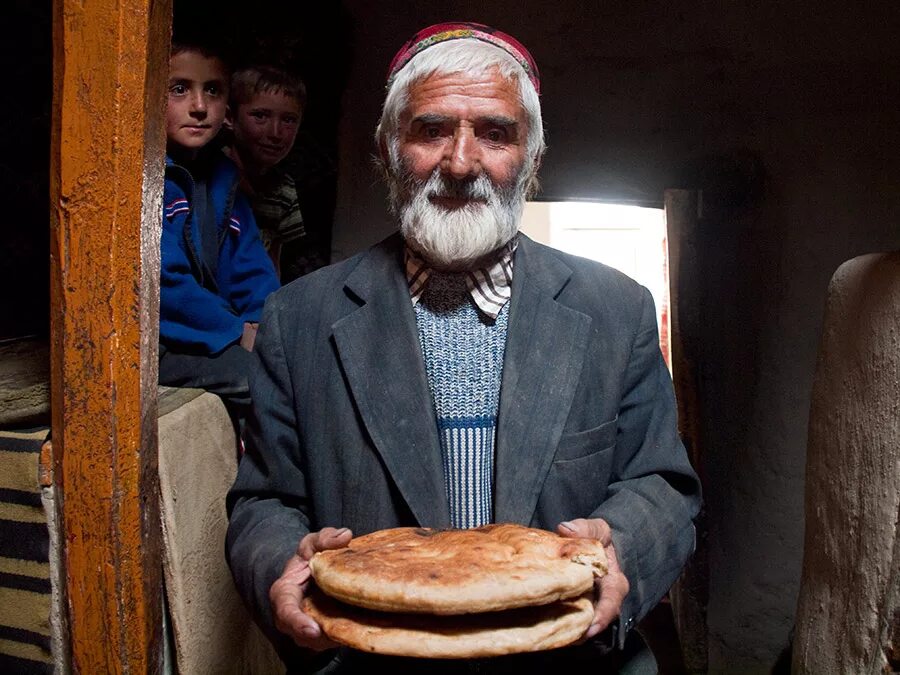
[414, 271, 509, 528]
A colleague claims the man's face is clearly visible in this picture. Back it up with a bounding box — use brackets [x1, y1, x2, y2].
[389, 68, 534, 269]
[165, 51, 228, 154]
[397, 69, 529, 198]
[231, 89, 302, 172]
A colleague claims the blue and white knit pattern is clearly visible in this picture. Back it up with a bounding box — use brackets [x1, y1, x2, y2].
[415, 271, 509, 529]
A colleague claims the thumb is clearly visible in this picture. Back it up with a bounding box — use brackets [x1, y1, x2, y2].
[299, 527, 352, 560]
[557, 518, 612, 545]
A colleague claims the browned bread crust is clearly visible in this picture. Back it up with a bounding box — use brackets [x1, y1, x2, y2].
[309, 523, 607, 614]
[303, 588, 595, 659]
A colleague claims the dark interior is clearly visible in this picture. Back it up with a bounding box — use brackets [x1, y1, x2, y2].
[4, 1, 900, 671]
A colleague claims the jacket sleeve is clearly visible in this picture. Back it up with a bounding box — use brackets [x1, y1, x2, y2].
[591, 287, 702, 647]
[159, 204, 245, 354]
[226, 294, 311, 645]
[225, 194, 280, 323]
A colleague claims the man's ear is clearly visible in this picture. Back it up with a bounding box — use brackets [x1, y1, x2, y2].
[223, 104, 234, 131]
[531, 150, 543, 176]
[377, 137, 390, 166]
[524, 150, 544, 199]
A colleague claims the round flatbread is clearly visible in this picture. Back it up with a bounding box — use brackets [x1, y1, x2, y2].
[303, 588, 595, 659]
[309, 523, 607, 614]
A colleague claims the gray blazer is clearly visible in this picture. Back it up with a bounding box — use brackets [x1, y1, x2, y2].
[226, 233, 701, 673]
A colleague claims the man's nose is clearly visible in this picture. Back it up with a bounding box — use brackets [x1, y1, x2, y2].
[443, 129, 481, 179]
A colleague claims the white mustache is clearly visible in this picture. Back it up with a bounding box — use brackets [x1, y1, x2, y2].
[426, 174, 495, 203]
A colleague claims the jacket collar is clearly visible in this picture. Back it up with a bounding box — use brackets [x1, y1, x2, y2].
[404, 239, 517, 320]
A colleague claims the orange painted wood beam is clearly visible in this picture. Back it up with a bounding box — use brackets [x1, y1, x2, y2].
[49, 0, 171, 671]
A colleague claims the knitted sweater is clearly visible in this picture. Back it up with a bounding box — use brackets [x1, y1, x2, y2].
[414, 272, 509, 528]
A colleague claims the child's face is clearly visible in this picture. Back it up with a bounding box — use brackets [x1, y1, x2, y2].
[231, 89, 302, 172]
[166, 51, 228, 154]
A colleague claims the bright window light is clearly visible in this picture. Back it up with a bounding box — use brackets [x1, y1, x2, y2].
[521, 200, 671, 368]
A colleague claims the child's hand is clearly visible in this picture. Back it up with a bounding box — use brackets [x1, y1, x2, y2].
[240, 322, 259, 351]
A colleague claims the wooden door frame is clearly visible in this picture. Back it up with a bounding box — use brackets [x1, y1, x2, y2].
[665, 189, 710, 674]
[50, 0, 171, 670]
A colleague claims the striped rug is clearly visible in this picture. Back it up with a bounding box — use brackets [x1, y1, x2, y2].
[0, 427, 52, 674]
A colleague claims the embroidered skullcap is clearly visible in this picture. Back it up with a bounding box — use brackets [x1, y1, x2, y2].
[386, 22, 540, 95]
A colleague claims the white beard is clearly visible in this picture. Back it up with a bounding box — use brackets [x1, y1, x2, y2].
[390, 162, 530, 270]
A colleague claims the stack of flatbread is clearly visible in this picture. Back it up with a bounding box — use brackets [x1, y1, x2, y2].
[303, 523, 607, 659]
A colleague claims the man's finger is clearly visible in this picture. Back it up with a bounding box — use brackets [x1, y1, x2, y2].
[299, 527, 352, 560]
[584, 539, 630, 638]
[270, 564, 312, 633]
[273, 596, 339, 650]
[280, 552, 310, 576]
[586, 571, 629, 637]
[270, 554, 341, 650]
[557, 517, 612, 545]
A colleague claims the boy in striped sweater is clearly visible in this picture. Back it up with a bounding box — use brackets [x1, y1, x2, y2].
[159, 38, 279, 417]
[224, 65, 311, 282]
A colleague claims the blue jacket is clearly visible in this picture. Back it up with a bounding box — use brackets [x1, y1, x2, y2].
[160, 154, 279, 354]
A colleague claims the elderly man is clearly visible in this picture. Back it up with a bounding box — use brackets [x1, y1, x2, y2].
[226, 22, 701, 674]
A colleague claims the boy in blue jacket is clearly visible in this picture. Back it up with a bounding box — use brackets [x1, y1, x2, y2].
[159, 40, 280, 416]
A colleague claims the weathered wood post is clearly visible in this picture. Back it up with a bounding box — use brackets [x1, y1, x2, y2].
[49, 0, 171, 671]
[665, 189, 710, 674]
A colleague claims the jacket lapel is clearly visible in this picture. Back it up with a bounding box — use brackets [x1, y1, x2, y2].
[494, 236, 592, 524]
[331, 236, 451, 528]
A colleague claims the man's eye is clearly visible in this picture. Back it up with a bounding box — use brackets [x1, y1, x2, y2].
[205, 85, 222, 96]
[423, 126, 442, 139]
[484, 128, 507, 143]
[282, 115, 299, 126]
[250, 111, 268, 120]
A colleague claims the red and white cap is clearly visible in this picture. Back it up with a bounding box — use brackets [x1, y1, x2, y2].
[386, 22, 540, 95]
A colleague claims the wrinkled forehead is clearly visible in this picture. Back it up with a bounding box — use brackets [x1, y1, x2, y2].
[400, 69, 527, 126]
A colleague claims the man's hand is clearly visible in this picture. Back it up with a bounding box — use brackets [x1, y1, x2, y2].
[269, 527, 353, 650]
[557, 518, 630, 639]
[240, 322, 259, 351]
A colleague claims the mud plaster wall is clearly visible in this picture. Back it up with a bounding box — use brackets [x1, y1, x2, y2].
[332, 1, 900, 671]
